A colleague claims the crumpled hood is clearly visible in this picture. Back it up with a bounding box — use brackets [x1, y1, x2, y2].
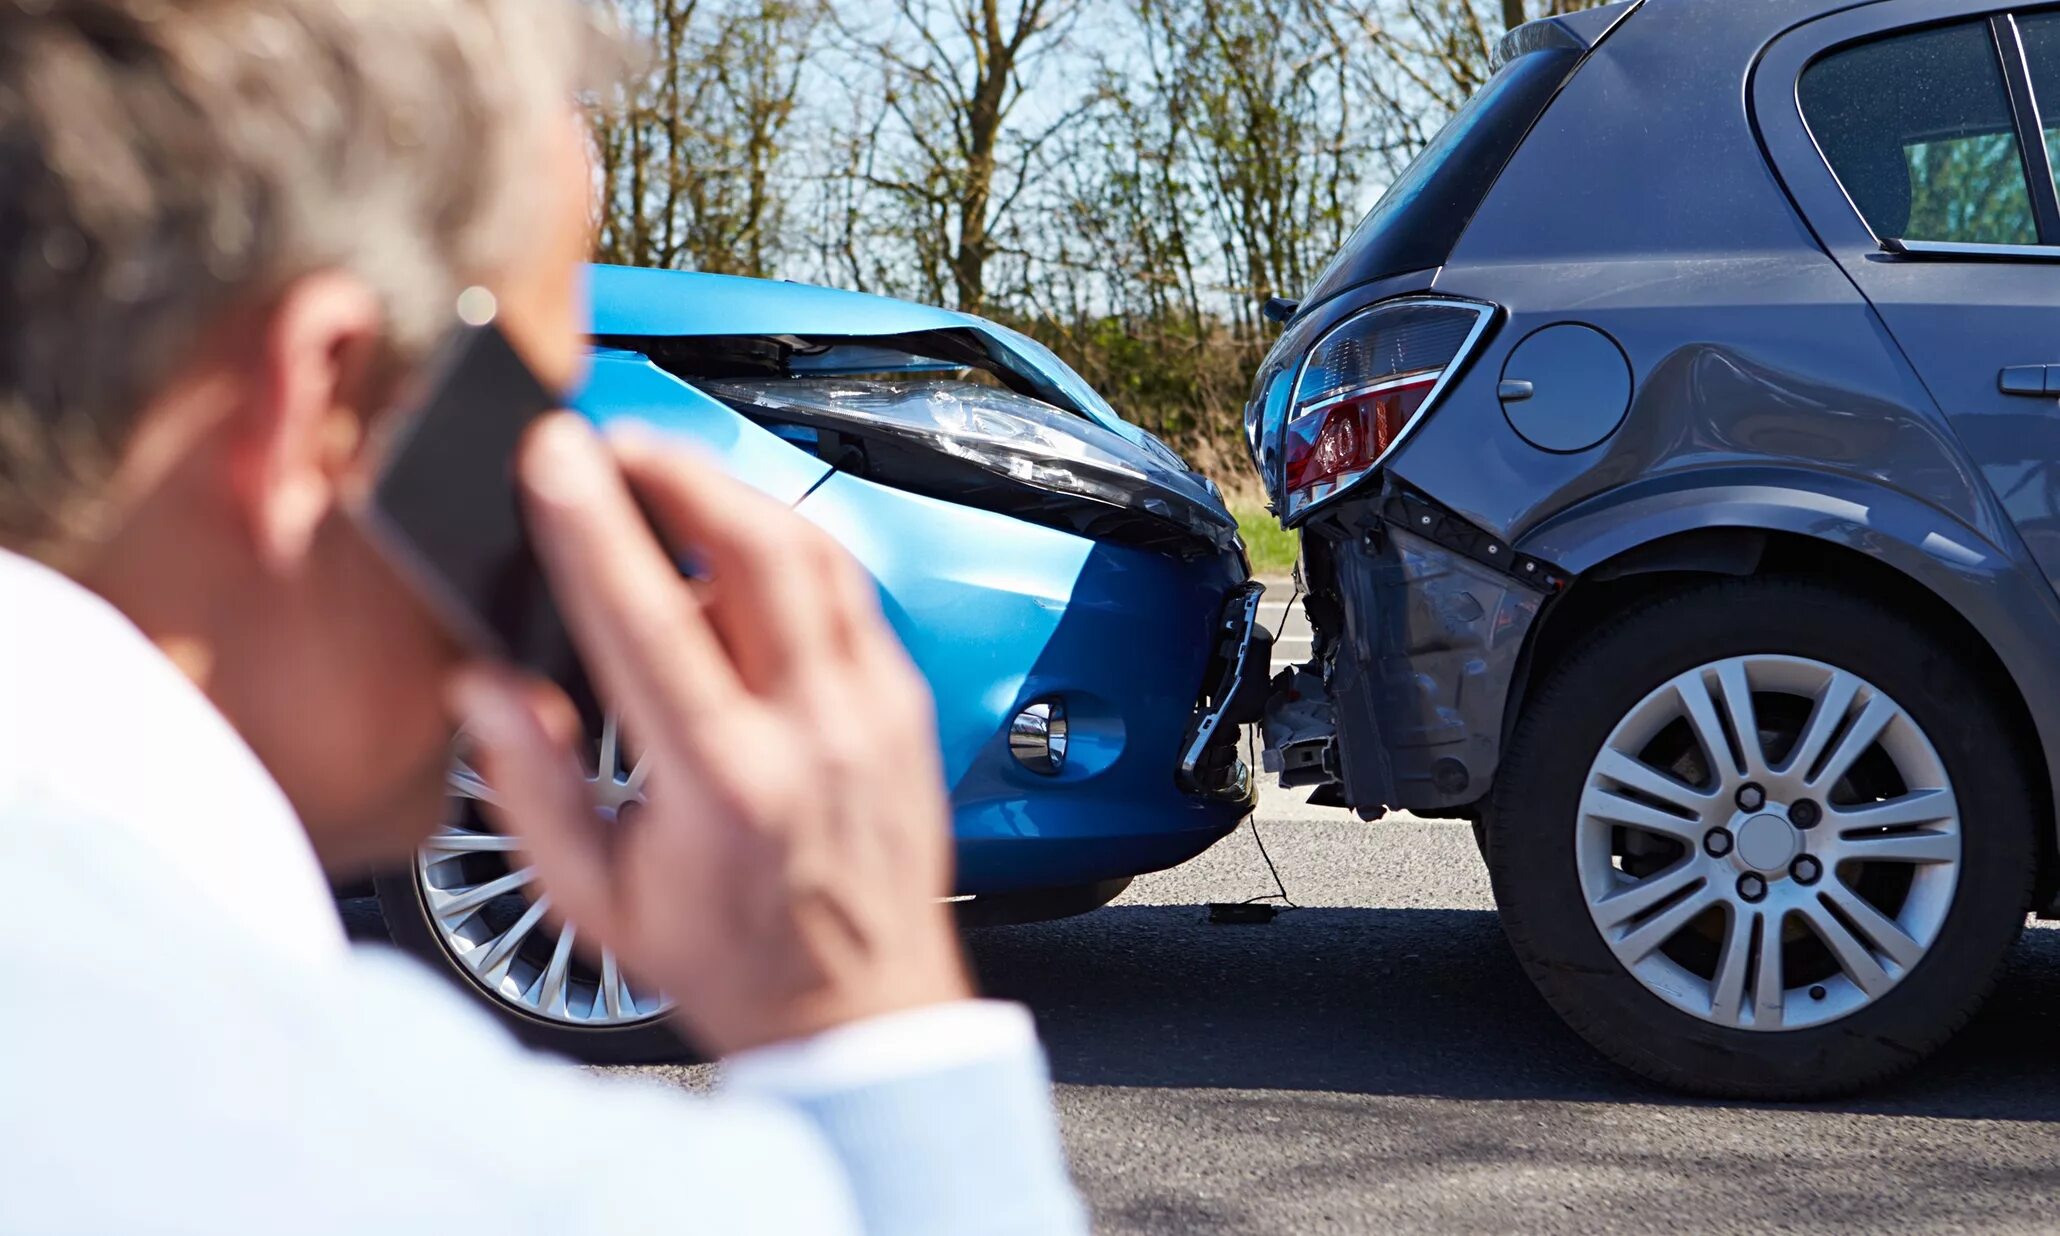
[587, 264, 1159, 453]
[584, 263, 1238, 559]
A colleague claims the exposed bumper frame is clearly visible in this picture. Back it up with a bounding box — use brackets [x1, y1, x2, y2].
[1177, 581, 1272, 803]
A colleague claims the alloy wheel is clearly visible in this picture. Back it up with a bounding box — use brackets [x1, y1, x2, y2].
[414, 715, 671, 1028]
[1577, 655, 1960, 1032]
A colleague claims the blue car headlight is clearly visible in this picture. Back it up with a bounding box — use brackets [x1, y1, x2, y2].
[705, 377, 1239, 557]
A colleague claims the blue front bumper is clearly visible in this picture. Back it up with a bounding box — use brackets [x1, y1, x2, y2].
[797, 469, 1252, 893]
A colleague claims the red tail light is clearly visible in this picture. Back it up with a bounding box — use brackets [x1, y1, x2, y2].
[1282, 374, 1437, 507]
[1278, 298, 1493, 520]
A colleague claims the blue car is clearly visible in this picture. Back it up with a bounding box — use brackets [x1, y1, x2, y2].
[373, 264, 1266, 1060]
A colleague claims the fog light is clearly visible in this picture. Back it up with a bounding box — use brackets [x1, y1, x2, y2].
[1008, 699, 1068, 775]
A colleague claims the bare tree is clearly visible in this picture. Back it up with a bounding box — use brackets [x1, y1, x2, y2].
[1170, 0, 1360, 325]
[838, 0, 1088, 313]
[590, 0, 1616, 493]
[591, 0, 701, 267]
[591, 0, 824, 274]
[1005, 0, 1366, 456]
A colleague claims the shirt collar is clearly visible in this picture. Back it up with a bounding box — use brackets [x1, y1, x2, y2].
[0, 548, 347, 962]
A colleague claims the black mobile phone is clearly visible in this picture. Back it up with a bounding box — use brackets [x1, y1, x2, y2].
[360, 320, 578, 684]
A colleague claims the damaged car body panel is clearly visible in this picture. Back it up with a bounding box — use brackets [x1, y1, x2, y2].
[577, 264, 1260, 896]
[1299, 505, 1545, 815]
[701, 377, 1237, 558]
[1271, 477, 1559, 818]
[577, 348, 832, 504]
[793, 468, 1251, 890]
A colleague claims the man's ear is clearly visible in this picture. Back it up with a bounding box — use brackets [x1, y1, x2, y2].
[232, 272, 384, 573]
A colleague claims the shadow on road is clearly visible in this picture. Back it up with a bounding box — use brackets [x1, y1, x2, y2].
[966, 904, 2060, 1119]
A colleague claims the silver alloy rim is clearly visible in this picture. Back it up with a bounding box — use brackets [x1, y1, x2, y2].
[1578, 655, 1960, 1032]
[416, 715, 672, 1028]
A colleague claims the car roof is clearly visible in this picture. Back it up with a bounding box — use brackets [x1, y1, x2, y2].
[1632, 0, 1899, 45]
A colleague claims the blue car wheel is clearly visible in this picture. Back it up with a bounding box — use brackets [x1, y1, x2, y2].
[376, 715, 688, 1063]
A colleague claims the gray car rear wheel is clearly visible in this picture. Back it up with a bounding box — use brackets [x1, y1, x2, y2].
[1488, 577, 2034, 1098]
[1574, 653, 1959, 1032]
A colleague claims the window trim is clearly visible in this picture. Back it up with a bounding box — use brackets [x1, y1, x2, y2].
[1881, 236, 2060, 259]
[1991, 14, 2060, 239]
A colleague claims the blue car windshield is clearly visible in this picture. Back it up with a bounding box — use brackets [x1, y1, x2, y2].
[1299, 43, 1583, 310]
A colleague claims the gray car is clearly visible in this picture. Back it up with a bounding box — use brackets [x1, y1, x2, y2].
[1248, 0, 2060, 1097]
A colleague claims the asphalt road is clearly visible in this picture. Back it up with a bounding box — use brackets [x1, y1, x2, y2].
[619, 799, 2060, 1233]
[607, 594, 2060, 1231]
[955, 793, 2060, 1233]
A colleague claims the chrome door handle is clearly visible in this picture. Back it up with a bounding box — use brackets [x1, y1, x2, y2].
[2000, 365, 2058, 396]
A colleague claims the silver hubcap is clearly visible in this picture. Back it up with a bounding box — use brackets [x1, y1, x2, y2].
[416, 715, 671, 1028]
[1578, 655, 1960, 1031]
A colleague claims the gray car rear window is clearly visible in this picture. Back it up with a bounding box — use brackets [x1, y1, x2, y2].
[1294, 42, 1583, 312]
[1800, 20, 2038, 246]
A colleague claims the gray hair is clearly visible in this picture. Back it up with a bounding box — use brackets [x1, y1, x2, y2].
[0, 0, 623, 552]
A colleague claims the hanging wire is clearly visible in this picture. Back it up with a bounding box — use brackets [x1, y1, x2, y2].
[1237, 564, 1302, 909]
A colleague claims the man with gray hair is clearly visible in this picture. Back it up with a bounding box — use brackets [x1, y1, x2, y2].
[0, 2, 1086, 1233]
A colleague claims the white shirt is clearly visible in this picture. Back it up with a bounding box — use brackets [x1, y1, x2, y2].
[0, 550, 1084, 1235]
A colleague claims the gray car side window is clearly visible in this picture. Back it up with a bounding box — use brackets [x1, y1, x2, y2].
[2022, 11, 2060, 202]
[1800, 20, 2039, 245]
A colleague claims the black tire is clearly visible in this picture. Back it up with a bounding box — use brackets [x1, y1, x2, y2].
[374, 869, 694, 1064]
[1487, 577, 2035, 1099]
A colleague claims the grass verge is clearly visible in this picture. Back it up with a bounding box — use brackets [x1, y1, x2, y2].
[1234, 503, 1299, 577]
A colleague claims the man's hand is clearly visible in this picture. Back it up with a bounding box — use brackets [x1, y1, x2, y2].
[451, 414, 972, 1057]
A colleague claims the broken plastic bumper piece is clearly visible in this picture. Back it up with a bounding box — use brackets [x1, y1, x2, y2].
[1177, 582, 1272, 802]
[1261, 664, 1338, 789]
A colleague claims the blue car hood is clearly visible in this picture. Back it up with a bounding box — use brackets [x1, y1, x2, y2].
[588, 265, 1143, 447]
[581, 264, 1237, 556]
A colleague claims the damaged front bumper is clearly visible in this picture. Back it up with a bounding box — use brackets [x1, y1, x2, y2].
[1263, 487, 1554, 816]
[578, 263, 1258, 895]
[1177, 581, 1273, 803]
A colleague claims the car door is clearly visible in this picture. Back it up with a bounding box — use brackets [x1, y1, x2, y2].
[1757, 2, 2060, 586]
